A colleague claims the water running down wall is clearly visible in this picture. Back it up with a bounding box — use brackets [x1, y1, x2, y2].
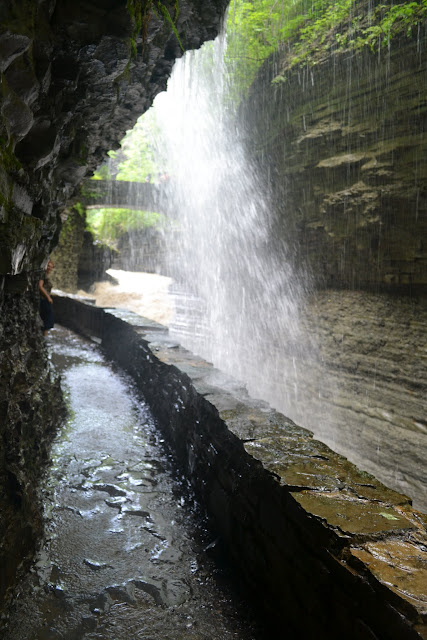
[141, 32, 427, 510]
[153, 33, 314, 443]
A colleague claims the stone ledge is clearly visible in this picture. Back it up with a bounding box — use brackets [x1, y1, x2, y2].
[53, 294, 427, 639]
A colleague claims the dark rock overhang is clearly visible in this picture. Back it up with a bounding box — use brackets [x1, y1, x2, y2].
[0, 0, 229, 288]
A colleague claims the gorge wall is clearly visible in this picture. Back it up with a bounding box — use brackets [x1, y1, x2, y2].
[49, 18, 427, 512]
[0, 0, 228, 608]
[1, 0, 426, 621]
[243, 28, 427, 293]
[231, 24, 427, 510]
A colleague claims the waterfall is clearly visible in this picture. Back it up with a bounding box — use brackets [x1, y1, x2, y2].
[152, 33, 315, 425]
[132, 23, 426, 513]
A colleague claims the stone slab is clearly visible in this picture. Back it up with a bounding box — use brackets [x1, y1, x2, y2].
[53, 299, 427, 639]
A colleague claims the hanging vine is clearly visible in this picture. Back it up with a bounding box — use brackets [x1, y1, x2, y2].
[127, 0, 184, 54]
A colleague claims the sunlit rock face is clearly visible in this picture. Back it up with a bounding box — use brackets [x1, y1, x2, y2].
[243, 31, 427, 292]
[0, 0, 228, 609]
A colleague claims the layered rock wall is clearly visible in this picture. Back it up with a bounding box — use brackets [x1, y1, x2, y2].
[289, 290, 427, 512]
[242, 31, 427, 291]
[233, 25, 427, 519]
[0, 288, 65, 605]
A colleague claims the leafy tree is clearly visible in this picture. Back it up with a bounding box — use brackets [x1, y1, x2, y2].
[115, 109, 162, 182]
[86, 207, 164, 244]
[225, 0, 308, 101]
[92, 108, 162, 183]
[91, 161, 112, 181]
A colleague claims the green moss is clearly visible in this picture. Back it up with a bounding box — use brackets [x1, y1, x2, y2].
[0, 139, 22, 216]
[290, 0, 427, 69]
[127, 0, 144, 48]
[71, 202, 85, 218]
[128, 0, 183, 52]
[130, 37, 138, 58]
[1, 0, 37, 38]
[0, 137, 22, 173]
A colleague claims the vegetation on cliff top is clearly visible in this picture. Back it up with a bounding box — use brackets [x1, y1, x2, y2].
[225, 0, 427, 97]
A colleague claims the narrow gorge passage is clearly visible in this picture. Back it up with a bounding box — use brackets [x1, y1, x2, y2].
[2, 326, 262, 640]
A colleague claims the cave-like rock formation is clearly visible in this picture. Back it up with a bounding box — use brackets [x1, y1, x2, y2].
[0, 0, 227, 607]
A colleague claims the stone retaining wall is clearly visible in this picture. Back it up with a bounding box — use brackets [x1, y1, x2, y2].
[53, 294, 427, 640]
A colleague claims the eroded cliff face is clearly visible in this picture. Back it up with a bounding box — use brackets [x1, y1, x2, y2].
[0, 0, 228, 607]
[243, 31, 427, 292]
[238, 29, 427, 511]
[0, 291, 65, 604]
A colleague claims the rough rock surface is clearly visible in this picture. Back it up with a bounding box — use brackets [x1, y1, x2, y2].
[0, 0, 228, 609]
[0, 0, 227, 284]
[242, 31, 427, 292]
[0, 288, 65, 605]
[235, 31, 427, 513]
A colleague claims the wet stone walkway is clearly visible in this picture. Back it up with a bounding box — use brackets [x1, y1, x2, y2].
[2, 326, 262, 640]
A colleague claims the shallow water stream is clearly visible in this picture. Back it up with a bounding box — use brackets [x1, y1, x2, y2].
[2, 326, 262, 640]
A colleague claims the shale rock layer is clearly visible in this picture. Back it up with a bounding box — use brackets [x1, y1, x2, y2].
[243, 31, 427, 292]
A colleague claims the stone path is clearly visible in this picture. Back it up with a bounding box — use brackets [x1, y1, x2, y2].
[1, 326, 262, 640]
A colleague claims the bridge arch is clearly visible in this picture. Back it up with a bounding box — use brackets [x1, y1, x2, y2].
[80, 179, 174, 215]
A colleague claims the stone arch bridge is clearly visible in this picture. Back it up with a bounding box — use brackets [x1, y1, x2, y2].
[80, 179, 173, 215]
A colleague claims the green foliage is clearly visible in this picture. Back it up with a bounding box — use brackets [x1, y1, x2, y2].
[92, 110, 162, 183]
[91, 162, 112, 181]
[128, 0, 183, 53]
[72, 202, 85, 217]
[225, 0, 308, 101]
[225, 0, 427, 99]
[152, 1, 184, 52]
[353, 1, 427, 50]
[86, 207, 164, 243]
[127, 0, 143, 37]
[115, 109, 162, 182]
[292, 0, 427, 64]
[89, 108, 166, 244]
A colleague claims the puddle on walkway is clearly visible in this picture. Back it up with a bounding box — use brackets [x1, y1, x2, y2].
[2, 326, 263, 640]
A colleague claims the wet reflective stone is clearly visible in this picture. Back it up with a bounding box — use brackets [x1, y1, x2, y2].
[0, 326, 262, 640]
